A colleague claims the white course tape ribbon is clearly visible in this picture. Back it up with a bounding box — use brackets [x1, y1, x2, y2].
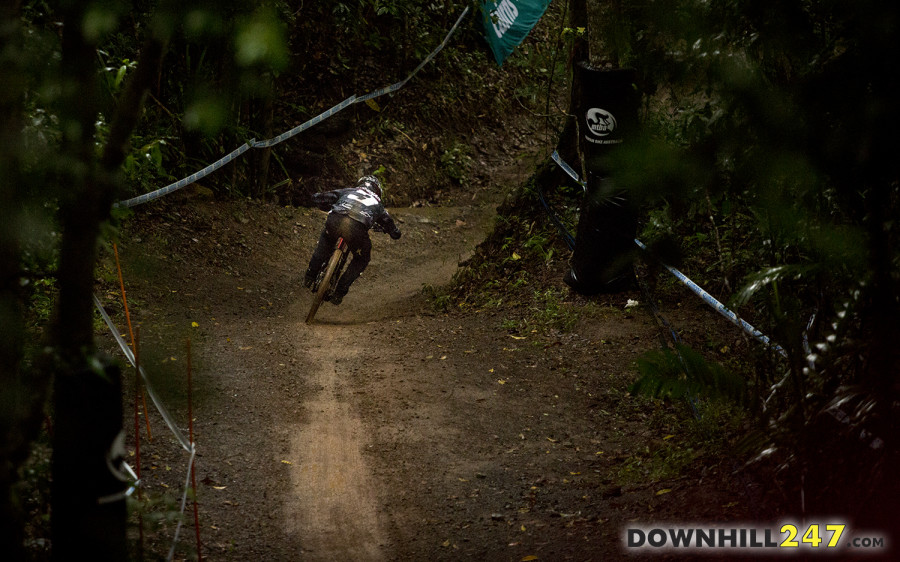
[117, 6, 471, 208]
[549, 152, 787, 358]
[93, 294, 193, 452]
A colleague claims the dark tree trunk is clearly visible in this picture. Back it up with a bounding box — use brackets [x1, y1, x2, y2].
[0, 2, 43, 559]
[555, 0, 590, 173]
[250, 81, 275, 198]
[49, 3, 170, 558]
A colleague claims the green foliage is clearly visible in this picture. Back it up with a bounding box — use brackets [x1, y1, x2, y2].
[631, 344, 747, 405]
[421, 283, 452, 313]
[234, 7, 289, 72]
[439, 140, 473, 185]
[606, 0, 900, 507]
[529, 287, 578, 332]
[613, 439, 698, 485]
[25, 277, 57, 331]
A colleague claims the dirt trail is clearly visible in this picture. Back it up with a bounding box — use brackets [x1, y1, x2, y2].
[286, 328, 386, 560]
[119, 160, 768, 561]
[279, 205, 493, 559]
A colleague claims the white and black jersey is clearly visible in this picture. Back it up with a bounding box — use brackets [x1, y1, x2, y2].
[312, 187, 400, 237]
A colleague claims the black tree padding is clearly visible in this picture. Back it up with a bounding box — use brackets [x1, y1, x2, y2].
[51, 361, 128, 560]
[564, 64, 640, 295]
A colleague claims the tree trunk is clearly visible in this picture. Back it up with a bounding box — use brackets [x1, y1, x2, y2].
[250, 80, 275, 198]
[49, 3, 170, 558]
[555, 0, 590, 173]
[0, 2, 44, 558]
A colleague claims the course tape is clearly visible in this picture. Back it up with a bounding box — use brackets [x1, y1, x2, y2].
[117, 143, 253, 208]
[548, 152, 787, 358]
[550, 150, 587, 193]
[633, 241, 787, 358]
[535, 183, 575, 250]
[249, 95, 358, 149]
[117, 6, 471, 209]
[167, 446, 198, 562]
[357, 6, 471, 103]
[93, 294, 194, 452]
[95, 293, 199, 559]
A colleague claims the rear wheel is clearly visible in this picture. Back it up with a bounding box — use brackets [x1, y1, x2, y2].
[305, 245, 345, 324]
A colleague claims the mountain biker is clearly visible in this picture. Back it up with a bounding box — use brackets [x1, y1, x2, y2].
[304, 175, 401, 305]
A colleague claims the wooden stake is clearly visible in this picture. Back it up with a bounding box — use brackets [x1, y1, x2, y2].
[187, 338, 203, 561]
[114, 242, 152, 441]
[134, 328, 144, 560]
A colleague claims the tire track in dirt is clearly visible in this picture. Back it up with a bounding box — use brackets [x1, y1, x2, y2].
[281, 205, 494, 559]
[284, 328, 386, 560]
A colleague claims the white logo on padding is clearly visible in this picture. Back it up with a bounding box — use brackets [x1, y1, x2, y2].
[586, 108, 617, 137]
[348, 193, 379, 207]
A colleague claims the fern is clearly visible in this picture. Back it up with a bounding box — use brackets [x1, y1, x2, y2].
[630, 343, 747, 405]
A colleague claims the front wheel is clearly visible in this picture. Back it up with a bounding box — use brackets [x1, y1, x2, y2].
[305, 245, 345, 324]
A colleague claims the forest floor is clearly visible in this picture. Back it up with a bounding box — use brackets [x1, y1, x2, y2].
[86, 121, 827, 562]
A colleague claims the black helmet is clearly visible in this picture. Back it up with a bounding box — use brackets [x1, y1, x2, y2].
[357, 175, 382, 198]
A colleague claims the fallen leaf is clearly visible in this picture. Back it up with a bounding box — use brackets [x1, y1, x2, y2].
[521, 556, 539, 561]
[212, 486, 227, 490]
[655, 488, 672, 496]
[498, 379, 506, 385]
[442, 539, 451, 547]
[281, 460, 293, 465]
[510, 335, 526, 340]
[511, 252, 521, 260]
[365, 98, 381, 112]
[191, 321, 199, 328]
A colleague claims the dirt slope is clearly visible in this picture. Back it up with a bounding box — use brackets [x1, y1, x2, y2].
[103, 150, 782, 561]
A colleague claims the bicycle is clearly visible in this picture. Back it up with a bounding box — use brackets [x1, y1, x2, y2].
[305, 237, 350, 324]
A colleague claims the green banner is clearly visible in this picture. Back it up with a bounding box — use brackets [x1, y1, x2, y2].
[482, 0, 552, 66]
